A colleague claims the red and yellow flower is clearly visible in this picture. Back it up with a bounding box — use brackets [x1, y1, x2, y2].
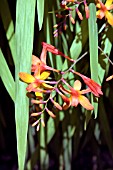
[70, 70, 103, 97]
[58, 80, 94, 110]
[19, 65, 54, 99]
[96, 0, 113, 26]
[32, 42, 73, 74]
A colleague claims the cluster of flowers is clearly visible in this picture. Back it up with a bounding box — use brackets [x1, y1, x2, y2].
[53, 0, 113, 37]
[19, 42, 103, 131]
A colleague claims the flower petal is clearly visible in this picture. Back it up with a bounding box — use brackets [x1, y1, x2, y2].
[42, 42, 74, 62]
[42, 83, 53, 90]
[34, 65, 41, 78]
[72, 71, 103, 97]
[19, 72, 35, 83]
[71, 95, 79, 107]
[80, 88, 91, 94]
[59, 84, 71, 94]
[96, 10, 105, 19]
[35, 92, 43, 99]
[40, 71, 51, 80]
[40, 46, 47, 64]
[44, 65, 60, 73]
[32, 55, 40, 65]
[97, 0, 107, 9]
[105, 11, 113, 26]
[26, 83, 37, 92]
[73, 80, 81, 91]
[79, 95, 94, 110]
[105, 0, 113, 8]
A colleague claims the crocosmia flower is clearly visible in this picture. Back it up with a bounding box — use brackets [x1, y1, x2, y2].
[59, 80, 94, 110]
[42, 42, 74, 62]
[71, 70, 103, 97]
[19, 66, 54, 98]
[32, 42, 73, 74]
[96, 0, 113, 26]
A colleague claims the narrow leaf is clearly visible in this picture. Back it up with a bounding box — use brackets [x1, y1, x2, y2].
[88, 3, 98, 118]
[15, 0, 36, 169]
[98, 27, 113, 84]
[0, 49, 15, 101]
[37, 0, 45, 30]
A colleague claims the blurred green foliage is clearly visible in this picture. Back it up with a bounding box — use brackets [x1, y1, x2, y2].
[0, 0, 113, 170]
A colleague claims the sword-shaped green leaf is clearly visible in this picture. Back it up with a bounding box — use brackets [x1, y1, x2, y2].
[0, 49, 15, 101]
[88, 3, 98, 118]
[15, 0, 36, 169]
[37, 0, 45, 30]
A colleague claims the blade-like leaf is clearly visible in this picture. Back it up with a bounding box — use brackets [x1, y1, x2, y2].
[70, 18, 88, 60]
[98, 27, 113, 84]
[37, 0, 45, 30]
[0, 49, 15, 101]
[88, 3, 98, 118]
[15, 0, 36, 169]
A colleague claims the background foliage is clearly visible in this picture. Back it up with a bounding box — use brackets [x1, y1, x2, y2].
[0, 0, 113, 169]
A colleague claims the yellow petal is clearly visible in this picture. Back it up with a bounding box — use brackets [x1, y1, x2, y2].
[73, 80, 81, 91]
[96, 2, 101, 8]
[40, 71, 51, 80]
[42, 83, 53, 90]
[79, 95, 94, 110]
[105, 11, 113, 26]
[19, 72, 35, 83]
[105, 0, 113, 8]
[35, 92, 43, 99]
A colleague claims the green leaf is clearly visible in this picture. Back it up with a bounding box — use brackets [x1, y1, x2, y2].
[37, 0, 45, 30]
[98, 27, 113, 84]
[0, 49, 15, 101]
[88, 3, 98, 118]
[70, 18, 88, 60]
[15, 0, 36, 169]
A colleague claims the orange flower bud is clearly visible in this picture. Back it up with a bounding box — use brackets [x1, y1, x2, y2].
[106, 75, 113, 81]
[45, 107, 56, 118]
